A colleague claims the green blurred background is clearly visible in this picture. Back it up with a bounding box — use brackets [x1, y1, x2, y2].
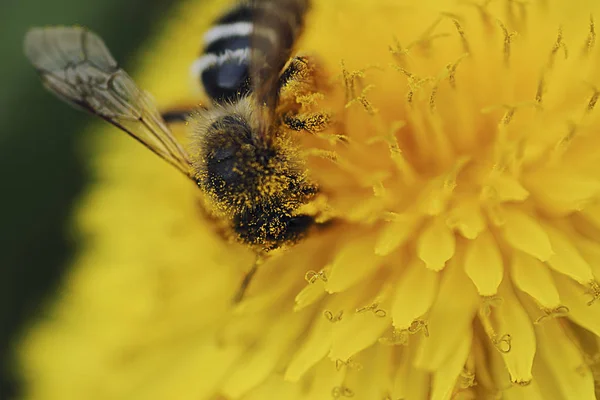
[0, 0, 180, 397]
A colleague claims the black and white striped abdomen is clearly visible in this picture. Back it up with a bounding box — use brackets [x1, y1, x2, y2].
[192, 0, 309, 104]
[192, 3, 255, 103]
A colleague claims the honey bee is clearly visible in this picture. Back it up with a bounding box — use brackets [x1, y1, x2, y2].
[24, 0, 329, 302]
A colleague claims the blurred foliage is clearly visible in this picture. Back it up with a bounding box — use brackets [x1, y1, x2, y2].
[0, 0, 179, 396]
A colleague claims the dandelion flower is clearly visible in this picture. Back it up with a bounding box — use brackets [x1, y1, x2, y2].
[18, 0, 600, 399]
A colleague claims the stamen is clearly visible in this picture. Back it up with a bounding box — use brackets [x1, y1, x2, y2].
[324, 310, 344, 323]
[497, 20, 517, 67]
[335, 358, 363, 371]
[442, 157, 469, 193]
[305, 269, 328, 284]
[379, 328, 409, 346]
[458, 368, 477, 388]
[393, 66, 435, 105]
[585, 84, 600, 113]
[341, 61, 365, 104]
[429, 83, 439, 112]
[408, 319, 430, 337]
[482, 102, 538, 127]
[585, 280, 600, 305]
[501, 107, 516, 126]
[302, 149, 339, 162]
[534, 305, 570, 325]
[549, 120, 578, 164]
[479, 302, 512, 353]
[481, 295, 504, 316]
[379, 320, 429, 346]
[548, 27, 568, 69]
[346, 84, 377, 115]
[356, 302, 387, 318]
[445, 54, 468, 89]
[451, 19, 470, 54]
[389, 37, 410, 66]
[512, 380, 532, 387]
[535, 73, 545, 106]
[492, 333, 513, 353]
[581, 15, 596, 57]
[331, 386, 355, 398]
[366, 118, 416, 183]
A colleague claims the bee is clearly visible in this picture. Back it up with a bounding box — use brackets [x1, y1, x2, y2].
[24, 0, 329, 302]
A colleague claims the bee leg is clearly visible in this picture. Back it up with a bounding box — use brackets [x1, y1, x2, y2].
[278, 56, 331, 133]
[283, 112, 330, 133]
[276, 55, 328, 103]
[232, 255, 264, 303]
[277, 56, 310, 93]
[161, 104, 207, 124]
[161, 109, 191, 124]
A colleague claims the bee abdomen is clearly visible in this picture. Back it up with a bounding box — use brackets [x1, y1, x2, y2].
[191, 2, 256, 102]
[192, 0, 309, 104]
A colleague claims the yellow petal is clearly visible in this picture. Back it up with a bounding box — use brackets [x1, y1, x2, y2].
[525, 168, 600, 216]
[464, 231, 504, 296]
[496, 284, 536, 385]
[545, 224, 595, 284]
[554, 273, 600, 336]
[415, 261, 479, 370]
[221, 312, 308, 398]
[375, 214, 419, 256]
[511, 251, 561, 309]
[529, 346, 570, 400]
[347, 196, 386, 222]
[488, 173, 530, 202]
[303, 358, 346, 400]
[534, 319, 597, 400]
[243, 376, 302, 400]
[391, 259, 439, 329]
[325, 235, 380, 293]
[285, 313, 332, 382]
[294, 280, 327, 312]
[329, 311, 390, 361]
[417, 217, 456, 271]
[350, 346, 395, 400]
[502, 208, 553, 261]
[573, 235, 600, 278]
[505, 376, 551, 400]
[446, 197, 486, 239]
[580, 203, 600, 232]
[431, 331, 472, 400]
[136, 339, 241, 400]
[391, 344, 430, 400]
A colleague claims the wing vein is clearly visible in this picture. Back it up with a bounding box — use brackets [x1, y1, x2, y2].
[24, 26, 195, 181]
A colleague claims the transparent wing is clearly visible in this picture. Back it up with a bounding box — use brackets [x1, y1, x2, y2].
[250, 0, 310, 114]
[24, 26, 194, 179]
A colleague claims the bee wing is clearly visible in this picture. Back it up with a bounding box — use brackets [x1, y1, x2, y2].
[250, 0, 310, 114]
[24, 27, 195, 179]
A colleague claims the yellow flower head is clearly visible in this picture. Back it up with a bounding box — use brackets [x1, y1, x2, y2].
[18, 0, 600, 399]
